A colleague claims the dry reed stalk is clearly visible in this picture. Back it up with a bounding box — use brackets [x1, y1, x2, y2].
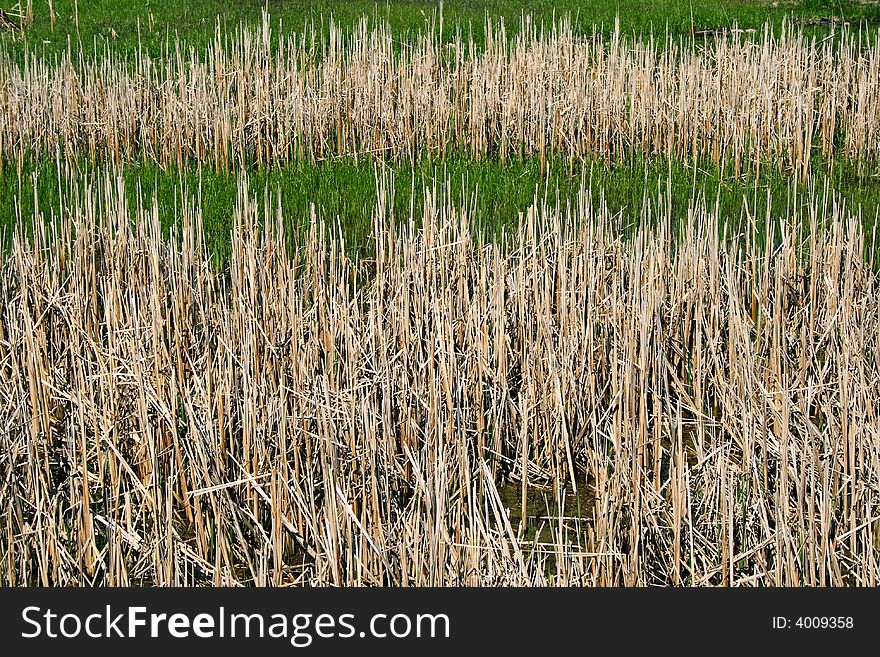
[0, 165, 878, 586]
[1, 15, 880, 171]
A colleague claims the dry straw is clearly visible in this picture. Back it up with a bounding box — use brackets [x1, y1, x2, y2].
[1, 14, 880, 173]
[0, 165, 878, 586]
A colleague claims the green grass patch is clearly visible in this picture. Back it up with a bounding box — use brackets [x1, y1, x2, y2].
[3, 1, 880, 61]
[4, 153, 880, 270]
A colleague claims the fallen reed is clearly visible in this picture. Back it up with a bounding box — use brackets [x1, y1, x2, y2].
[0, 166, 878, 586]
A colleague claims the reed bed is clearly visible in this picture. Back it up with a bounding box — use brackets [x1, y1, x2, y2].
[2, 15, 880, 173]
[0, 166, 878, 586]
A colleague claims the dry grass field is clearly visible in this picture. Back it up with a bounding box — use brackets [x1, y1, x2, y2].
[1, 165, 878, 585]
[2, 17, 880, 174]
[1, 9, 879, 587]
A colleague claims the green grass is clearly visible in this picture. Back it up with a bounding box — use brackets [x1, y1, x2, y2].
[4, 2, 880, 270]
[4, 153, 879, 268]
[3, 1, 880, 60]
